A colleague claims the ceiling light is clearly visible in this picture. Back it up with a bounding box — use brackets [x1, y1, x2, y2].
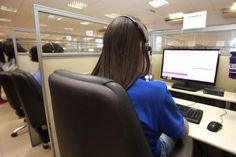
[0, 25, 8, 28]
[148, 0, 168, 8]
[0, 5, 17, 13]
[48, 15, 63, 21]
[64, 27, 73, 31]
[40, 24, 48, 27]
[80, 21, 90, 25]
[0, 18, 11, 22]
[48, 15, 55, 19]
[105, 13, 120, 19]
[169, 12, 184, 19]
[68, 1, 87, 9]
[231, 2, 236, 9]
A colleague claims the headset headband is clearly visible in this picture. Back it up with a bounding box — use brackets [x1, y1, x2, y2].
[50, 42, 55, 53]
[120, 16, 152, 54]
[120, 16, 149, 43]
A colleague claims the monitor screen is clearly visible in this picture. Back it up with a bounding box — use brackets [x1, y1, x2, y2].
[161, 49, 220, 84]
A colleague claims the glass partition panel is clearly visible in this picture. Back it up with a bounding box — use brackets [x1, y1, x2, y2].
[38, 11, 107, 53]
[14, 31, 36, 52]
[150, 25, 236, 55]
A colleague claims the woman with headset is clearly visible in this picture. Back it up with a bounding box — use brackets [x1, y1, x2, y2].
[29, 43, 64, 85]
[92, 16, 187, 157]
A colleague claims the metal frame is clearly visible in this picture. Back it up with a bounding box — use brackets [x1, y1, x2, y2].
[33, 4, 110, 157]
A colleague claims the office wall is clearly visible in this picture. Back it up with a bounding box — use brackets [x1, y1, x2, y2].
[152, 54, 236, 93]
[16, 53, 38, 73]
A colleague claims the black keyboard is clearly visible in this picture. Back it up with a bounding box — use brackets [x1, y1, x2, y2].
[177, 104, 203, 124]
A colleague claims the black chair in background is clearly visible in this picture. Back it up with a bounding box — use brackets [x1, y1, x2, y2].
[11, 70, 50, 148]
[49, 70, 193, 157]
[0, 71, 26, 137]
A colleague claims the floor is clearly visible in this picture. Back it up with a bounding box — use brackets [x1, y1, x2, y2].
[0, 102, 52, 157]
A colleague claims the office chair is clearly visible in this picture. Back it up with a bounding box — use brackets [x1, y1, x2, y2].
[0, 71, 26, 137]
[49, 70, 193, 157]
[11, 70, 50, 148]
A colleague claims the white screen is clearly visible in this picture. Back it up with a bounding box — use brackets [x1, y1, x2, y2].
[161, 49, 220, 83]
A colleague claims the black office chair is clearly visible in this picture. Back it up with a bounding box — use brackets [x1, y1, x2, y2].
[49, 70, 193, 157]
[11, 70, 50, 148]
[0, 71, 26, 137]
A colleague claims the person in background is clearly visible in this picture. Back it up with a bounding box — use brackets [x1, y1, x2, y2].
[29, 43, 64, 85]
[92, 16, 187, 157]
[0, 42, 8, 104]
[2, 38, 27, 61]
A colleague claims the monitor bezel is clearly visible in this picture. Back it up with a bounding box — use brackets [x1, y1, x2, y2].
[160, 48, 221, 85]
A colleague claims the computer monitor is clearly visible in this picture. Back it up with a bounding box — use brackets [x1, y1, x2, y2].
[161, 49, 220, 91]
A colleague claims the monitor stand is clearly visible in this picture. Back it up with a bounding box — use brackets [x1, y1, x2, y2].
[171, 81, 202, 92]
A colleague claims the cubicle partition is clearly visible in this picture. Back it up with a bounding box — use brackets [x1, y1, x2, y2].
[150, 25, 236, 92]
[12, 28, 38, 73]
[33, 4, 109, 157]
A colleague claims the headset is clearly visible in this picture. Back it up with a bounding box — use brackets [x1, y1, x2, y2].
[120, 16, 153, 81]
[120, 16, 152, 55]
[49, 42, 55, 53]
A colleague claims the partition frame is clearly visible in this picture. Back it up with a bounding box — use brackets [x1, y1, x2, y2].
[33, 4, 110, 157]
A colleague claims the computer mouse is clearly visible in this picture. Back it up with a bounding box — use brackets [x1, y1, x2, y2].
[207, 121, 222, 132]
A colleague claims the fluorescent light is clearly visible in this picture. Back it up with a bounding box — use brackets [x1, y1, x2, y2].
[231, 2, 236, 9]
[64, 27, 73, 31]
[148, 0, 168, 8]
[0, 25, 8, 28]
[0, 18, 11, 22]
[105, 13, 120, 19]
[169, 12, 184, 19]
[48, 15, 63, 21]
[0, 5, 17, 13]
[40, 24, 48, 27]
[68, 1, 87, 9]
[80, 21, 90, 25]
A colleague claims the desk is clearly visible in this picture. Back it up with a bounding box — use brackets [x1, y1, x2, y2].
[174, 98, 236, 155]
[165, 82, 236, 107]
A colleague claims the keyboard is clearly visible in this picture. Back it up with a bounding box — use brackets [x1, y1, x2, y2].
[177, 104, 203, 124]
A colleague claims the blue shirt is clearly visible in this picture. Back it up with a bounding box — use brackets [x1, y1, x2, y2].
[33, 69, 42, 85]
[127, 79, 184, 157]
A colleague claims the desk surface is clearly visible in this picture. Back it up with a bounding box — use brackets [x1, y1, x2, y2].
[165, 82, 236, 103]
[174, 98, 236, 155]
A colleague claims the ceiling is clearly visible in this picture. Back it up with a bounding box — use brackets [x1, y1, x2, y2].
[0, 0, 236, 40]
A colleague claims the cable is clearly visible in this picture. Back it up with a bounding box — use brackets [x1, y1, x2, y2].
[219, 109, 227, 124]
[187, 102, 196, 107]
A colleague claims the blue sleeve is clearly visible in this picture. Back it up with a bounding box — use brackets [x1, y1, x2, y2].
[159, 89, 184, 140]
[33, 70, 42, 85]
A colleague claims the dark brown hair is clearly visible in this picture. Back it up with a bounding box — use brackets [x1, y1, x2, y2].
[92, 16, 150, 89]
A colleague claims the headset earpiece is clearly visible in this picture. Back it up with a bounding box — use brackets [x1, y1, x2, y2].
[120, 16, 152, 54]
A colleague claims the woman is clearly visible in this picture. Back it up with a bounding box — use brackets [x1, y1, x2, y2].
[29, 43, 64, 85]
[92, 16, 186, 157]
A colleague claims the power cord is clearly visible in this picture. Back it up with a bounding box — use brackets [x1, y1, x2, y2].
[219, 109, 227, 124]
[187, 102, 197, 107]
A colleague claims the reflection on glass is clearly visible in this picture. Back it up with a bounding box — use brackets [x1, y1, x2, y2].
[151, 29, 236, 54]
[38, 12, 107, 53]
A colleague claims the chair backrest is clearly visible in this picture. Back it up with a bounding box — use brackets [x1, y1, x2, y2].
[0, 71, 24, 117]
[49, 70, 153, 157]
[11, 70, 46, 128]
